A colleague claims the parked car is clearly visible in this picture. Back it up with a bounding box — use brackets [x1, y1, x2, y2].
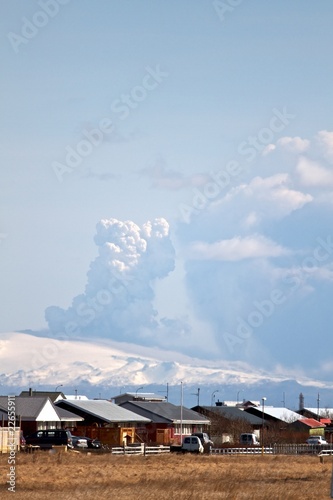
[71, 435, 88, 449]
[240, 433, 260, 446]
[72, 436, 102, 449]
[85, 437, 102, 449]
[25, 429, 73, 449]
[306, 436, 327, 445]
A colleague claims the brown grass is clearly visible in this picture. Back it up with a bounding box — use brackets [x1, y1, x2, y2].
[0, 451, 332, 499]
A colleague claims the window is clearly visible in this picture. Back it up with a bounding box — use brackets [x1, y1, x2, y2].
[174, 424, 192, 435]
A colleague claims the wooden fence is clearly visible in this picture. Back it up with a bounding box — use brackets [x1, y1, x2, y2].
[212, 444, 333, 455]
[212, 447, 273, 455]
[108, 443, 333, 457]
[0, 427, 20, 453]
[111, 444, 170, 455]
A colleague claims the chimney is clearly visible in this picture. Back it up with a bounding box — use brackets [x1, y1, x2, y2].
[299, 392, 304, 411]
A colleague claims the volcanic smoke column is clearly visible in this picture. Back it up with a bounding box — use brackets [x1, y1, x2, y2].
[45, 217, 175, 342]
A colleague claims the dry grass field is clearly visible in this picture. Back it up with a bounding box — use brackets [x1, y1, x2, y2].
[1, 450, 332, 499]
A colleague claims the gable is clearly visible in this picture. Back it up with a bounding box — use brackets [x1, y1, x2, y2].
[36, 399, 61, 422]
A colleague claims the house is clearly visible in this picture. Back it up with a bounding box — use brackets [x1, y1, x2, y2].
[243, 405, 306, 443]
[192, 405, 265, 445]
[0, 396, 83, 436]
[19, 389, 65, 403]
[214, 400, 260, 409]
[119, 400, 210, 445]
[289, 417, 326, 434]
[297, 407, 333, 439]
[64, 394, 89, 401]
[244, 405, 301, 424]
[193, 405, 265, 425]
[112, 392, 166, 406]
[236, 400, 260, 410]
[55, 399, 151, 445]
[297, 407, 333, 421]
[0, 404, 7, 421]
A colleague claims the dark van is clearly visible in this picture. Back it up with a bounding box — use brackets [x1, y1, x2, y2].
[25, 429, 73, 449]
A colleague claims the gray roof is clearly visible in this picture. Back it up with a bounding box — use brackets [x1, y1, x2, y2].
[116, 392, 165, 399]
[0, 404, 7, 415]
[19, 391, 65, 402]
[0, 396, 53, 419]
[113, 392, 166, 402]
[120, 401, 210, 424]
[195, 406, 265, 426]
[55, 399, 150, 424]
[54, 406, 84, 422]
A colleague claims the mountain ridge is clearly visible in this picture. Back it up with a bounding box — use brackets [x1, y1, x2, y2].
[0, 331, 331, 409]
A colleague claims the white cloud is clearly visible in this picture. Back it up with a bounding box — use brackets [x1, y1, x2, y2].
[221, 174, 313, 220]
[261, 136, 310, 156]
[296, 156, 333, 187]
[311, 265, 333, 283]
[261, 144, 276, 156]
[188, 235, 289, 261]
[276, 136, 310, 152]
[243, 211, 258, 228]
[317, 130, 333, 162]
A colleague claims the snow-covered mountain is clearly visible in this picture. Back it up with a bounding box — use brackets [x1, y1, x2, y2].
[0, 331, 331, 409]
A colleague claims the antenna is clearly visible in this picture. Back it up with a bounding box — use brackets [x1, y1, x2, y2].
[158, 382, 169, 402]
[281, 392, 285, 407]
[191, 387, 200, 407]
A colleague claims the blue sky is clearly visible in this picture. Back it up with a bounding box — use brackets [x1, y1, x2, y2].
[1, 1, 333, 381]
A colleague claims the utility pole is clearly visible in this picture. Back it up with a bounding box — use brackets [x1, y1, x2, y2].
[180, 382, 183, 445]
[317, 392, 320, 421]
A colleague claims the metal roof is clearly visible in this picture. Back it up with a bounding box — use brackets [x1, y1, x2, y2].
[0, 396, 53, 420]
[247, 406, 301, 423]
[298, 417, 326, 428]
[54, 406, 84, 422]
[194, 405, 265, 426]
[64, 395, 89, 401]
[19, 391, 65, 402]
[115, 393, 166, 399]
[303, 408, 333, 418]
[120, 401, 210, 424]
[112, 393, 167, 404]
[55, 399, 150, 423]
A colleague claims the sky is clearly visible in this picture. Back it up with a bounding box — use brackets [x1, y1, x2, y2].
[1, 1, 333, 383]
